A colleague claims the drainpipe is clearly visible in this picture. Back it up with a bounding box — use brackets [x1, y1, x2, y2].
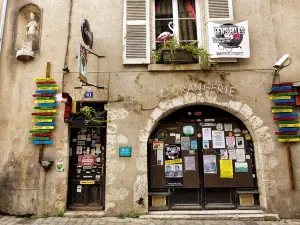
[0, 0, 8, 55]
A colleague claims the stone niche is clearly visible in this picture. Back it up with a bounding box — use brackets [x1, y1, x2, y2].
[15, 4, 41, 60]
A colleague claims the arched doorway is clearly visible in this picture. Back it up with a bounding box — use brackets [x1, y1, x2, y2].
[147, 105, 259, 210]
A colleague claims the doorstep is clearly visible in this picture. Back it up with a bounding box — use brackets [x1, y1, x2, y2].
[140, 210, 280, 221]
[64, 211, 105, 218]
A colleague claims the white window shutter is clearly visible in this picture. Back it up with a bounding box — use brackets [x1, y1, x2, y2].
[122, 0, 150, 64]
[205, 0, 234, 21]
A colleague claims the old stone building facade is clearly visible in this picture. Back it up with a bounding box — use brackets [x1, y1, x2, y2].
[0, 0, 300, 219]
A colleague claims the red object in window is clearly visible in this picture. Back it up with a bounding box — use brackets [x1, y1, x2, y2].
[185, 0, 196, 22]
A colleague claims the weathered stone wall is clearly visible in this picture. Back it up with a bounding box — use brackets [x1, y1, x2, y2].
[0, 0, 299, 218]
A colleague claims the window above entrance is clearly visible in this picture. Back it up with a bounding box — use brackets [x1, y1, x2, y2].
[122, 0, 235, 66]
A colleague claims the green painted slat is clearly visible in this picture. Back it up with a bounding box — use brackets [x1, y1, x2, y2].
[35, 116, 56, 119]
[29, 137, 50, 141]
[271, 106, 293, 109]
[279, 135, 300, 139]
[273, 92, 298, 96]
[278, 120, 299, 124]
[29, 130, 51, 133]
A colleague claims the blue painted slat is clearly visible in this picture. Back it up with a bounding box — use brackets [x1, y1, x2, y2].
[38, 103, 58, 107]
[35, 122, 56, 126]
[275, 113, 298, 117]
[32, 140, 54, 145]
[270, 86, 293, 91]
[278, 128, 299, 132]
[36, 90, 56, 94]
[273, 99, 295, 103]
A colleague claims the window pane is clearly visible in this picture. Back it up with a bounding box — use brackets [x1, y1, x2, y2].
[178, 0, 196, 19]
[155, 0, 173, 19]
[179, 19, 197, 41]
[156, 20, 174, 39]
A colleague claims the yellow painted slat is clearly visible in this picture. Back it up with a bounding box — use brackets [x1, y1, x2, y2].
[278, 138, 300, 142]
[32, 119, 53, 122]
[34, 100, 55, 103]
[35, 78, 54, 82]
[33, 126, 55, 130]
[37, 87, 59, 90]
[279, 124, 300, 128]
[271, 109, 293, 113]
[35, 109, 57, 113]
[269, 96, 291, 100]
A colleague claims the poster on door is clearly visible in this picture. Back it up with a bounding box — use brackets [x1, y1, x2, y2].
[165, 144, 181, 160]
[207, 21, 250, 58]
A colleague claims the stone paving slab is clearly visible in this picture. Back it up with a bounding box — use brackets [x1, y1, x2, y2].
[0, 216, 300, 225]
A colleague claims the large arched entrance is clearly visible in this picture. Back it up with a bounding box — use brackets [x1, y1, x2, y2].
[147, 105, 260, 210]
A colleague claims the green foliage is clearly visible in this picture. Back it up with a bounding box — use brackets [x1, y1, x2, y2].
[41, 213, 51, 218]
[80, 106, 110, 124]
[57, 211, 65, 217]
[118, 212, 140, 219]
[154, 38, 217, 70]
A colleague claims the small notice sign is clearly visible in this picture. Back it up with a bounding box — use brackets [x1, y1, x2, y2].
[80, 180, 95, 185]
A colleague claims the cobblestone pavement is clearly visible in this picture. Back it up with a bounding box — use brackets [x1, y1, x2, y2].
[0, 216, 300, 225]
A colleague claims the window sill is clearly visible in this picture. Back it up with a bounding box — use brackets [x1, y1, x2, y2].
[148, 63, 202, 71]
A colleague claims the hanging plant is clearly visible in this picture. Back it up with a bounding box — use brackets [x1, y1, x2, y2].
[80, 106, 110, 124]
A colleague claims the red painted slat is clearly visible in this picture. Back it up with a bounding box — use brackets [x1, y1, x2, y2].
[36, 81, 56, 84]
[272, 82, 293, 87]
[31, 112, 54, 116]
[32, 94, 54, 97]
[32, 133, 54, 137]
[274, 103, 296, 106]
[273, 116, 297, 120]
[275, 132, 297, 135]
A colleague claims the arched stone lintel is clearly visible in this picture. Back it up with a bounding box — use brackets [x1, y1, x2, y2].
[140, 93, 274, 212]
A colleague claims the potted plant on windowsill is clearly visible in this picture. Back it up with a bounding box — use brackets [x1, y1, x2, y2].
[154, 39, 217, 69]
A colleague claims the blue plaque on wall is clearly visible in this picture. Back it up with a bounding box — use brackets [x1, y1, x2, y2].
[119, 146, 131, 157]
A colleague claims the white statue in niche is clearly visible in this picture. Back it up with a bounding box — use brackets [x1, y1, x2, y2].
[16, 12, 39, 60]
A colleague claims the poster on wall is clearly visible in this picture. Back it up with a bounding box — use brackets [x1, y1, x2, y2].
[224, 124, 233, 131]
[165, 163, 183, 187]
[157, 149, 164, 165]
[183, 126, 195, 136]
[78, 43, 88, 83]
[212, 130, 225, 148]
[203, 155, 217, 174]
[236, 137, 245, 148]
[184, 156, 196, 171]
[220, 149, 228, 159]
[202, 128, 212, 140]
[235, 162, 248, 172]
[220, 160, 233, 178]
[236, 148, 246, 162]
[207, 21, 250, 58]
[165, 144, 181, 160]
[226, 136, 235, 149]
[181, 137, 190, 150]
[203, 140, 210, 149]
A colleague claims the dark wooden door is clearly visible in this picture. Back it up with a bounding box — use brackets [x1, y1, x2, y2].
[67, 127, 106, 210]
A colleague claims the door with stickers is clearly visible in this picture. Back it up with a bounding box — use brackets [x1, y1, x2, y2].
[67, 127, 106, 210]
[149, 122, 202, 210]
